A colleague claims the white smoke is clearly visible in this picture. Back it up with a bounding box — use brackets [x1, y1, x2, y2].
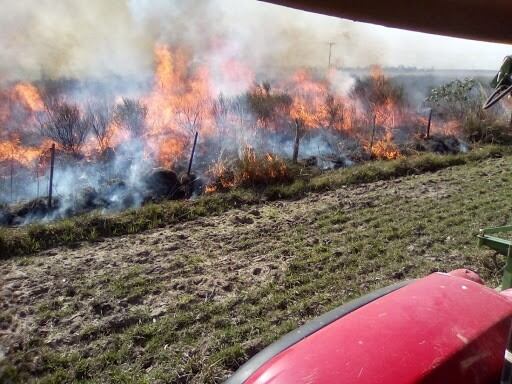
[0, 0, 509, 87]
[0, 0, 506, 226]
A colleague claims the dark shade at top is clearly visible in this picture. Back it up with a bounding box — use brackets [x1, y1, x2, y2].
[259, 0, 512, 44]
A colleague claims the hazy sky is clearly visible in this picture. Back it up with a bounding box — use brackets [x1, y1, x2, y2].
[257, 1, 512, 70]
[0, 0, 510, 82]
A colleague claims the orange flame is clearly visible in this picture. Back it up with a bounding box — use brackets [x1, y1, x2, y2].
[14, 83, 44, 112]
[0, 138, 45, 167]
[0, 44, 465, 193]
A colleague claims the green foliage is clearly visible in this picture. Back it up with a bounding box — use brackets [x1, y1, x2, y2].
[426, 78, 512, 143]
[426, 78, 478, 120]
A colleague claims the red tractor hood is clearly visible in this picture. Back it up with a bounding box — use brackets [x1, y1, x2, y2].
[228, 273, 512, 383]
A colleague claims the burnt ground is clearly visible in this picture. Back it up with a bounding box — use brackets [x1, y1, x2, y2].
[2, 155, 512, 383]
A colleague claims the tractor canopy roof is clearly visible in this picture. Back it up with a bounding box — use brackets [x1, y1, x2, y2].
[260, 0, 512, 44]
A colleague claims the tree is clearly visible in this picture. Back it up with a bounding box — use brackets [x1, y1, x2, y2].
[351, 72, 405, 115]
[246, 82, 292, 129]
[323, 94, 344, 131]
[38, 100, 90, 155]
[426, 78, 512, 143]
[113, 98, 147, 138]
[86, 102, 113, 152]
[176, 101, 204, 136]
[175, 95, 208, 137]
[426, 78, 478, 120]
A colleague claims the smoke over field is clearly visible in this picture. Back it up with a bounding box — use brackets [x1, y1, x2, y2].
[0, 1, 510, 225]
[3, 2, 512, 382]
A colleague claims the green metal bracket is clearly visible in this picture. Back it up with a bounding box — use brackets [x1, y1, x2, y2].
[478, 226, 512, 290]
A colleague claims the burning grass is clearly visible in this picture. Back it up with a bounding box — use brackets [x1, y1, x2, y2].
[206, 147, 291, 193]
[0, 145, 510, 259]
[1, 44, 510, 222]
[368, 140, 403, 160]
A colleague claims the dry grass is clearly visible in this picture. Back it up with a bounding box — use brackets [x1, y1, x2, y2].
[0, 145, 510, 259]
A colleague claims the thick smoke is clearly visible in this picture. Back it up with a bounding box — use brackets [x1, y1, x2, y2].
[0, 0, 507, 226]
[1, 0, 510, 85]
[0, 0, 381, 83]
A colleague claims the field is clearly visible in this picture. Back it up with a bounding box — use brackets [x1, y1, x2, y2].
[2, 147, 512, 383]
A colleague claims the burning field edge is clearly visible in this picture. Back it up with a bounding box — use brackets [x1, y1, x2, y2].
[0, 144, 508, 259]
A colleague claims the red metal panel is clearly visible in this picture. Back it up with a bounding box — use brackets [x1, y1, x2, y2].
[244, 273, 512, 384]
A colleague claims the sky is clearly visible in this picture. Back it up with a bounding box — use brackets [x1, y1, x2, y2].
[255, 1, 512, 70]
[0, 0, 510, 82]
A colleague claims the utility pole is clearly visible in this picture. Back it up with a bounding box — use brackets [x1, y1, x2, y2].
[292, 119, 301, 164]
[369, 115, 377, 156]
[36, 161, 40, 198]
[10, 153, 14, 203]
[187, 132, 199, 176]
[327, 42, 336, 69]
[48, 144, 55, 208]
[426, 108, 433, 139]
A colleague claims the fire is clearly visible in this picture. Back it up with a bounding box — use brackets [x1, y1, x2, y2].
[13, 83, 44, 112]
[0, 42, 472, 207]
[289, 70, 330, 128]
[2, 47, 413, 172]
[157, 138, 187, 169]
[205, 160, 235, 193]
[143, 45, 214, 166]
[435, 120, 460, 137]
[367, 140, 403, 160]
[154, 44, 176, 88]
[0, 138, 44, 167]
[206, 146, 290, 192]
[146, 44, 211, 135]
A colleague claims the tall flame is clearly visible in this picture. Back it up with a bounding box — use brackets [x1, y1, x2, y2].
[14, 83, 44, 112]
[0, 43, 469, 200]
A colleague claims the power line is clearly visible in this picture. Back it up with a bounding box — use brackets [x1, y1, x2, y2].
[327, 42, 336, 68]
